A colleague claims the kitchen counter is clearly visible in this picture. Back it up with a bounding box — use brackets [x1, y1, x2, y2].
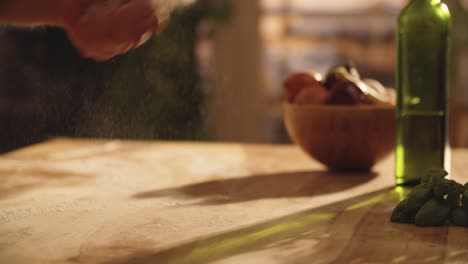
[0, 139, 467, 264]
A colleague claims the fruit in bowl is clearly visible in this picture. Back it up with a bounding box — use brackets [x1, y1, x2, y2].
[284, 64, 396, 106]
[283, 64, 396, 171]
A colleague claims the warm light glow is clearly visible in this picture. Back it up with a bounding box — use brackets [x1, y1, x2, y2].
[396, 145, 405, 183]
[170, 212, 335, 263]
[440, 3, 449, 13]
[260, 15, 285, 40]
[260, 0, 284, 10]
[261, 0, 408, 12]
[394, 186, 408, 201]
[345, 192, 395, 211]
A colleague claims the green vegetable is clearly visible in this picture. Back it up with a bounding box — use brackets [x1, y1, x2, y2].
[414, 178, 434, 190]
[421, 168, 449, 189]
[390, 169, 468, 228]
[449, 207, 468, 227]
[406, 187, 432, 212]
[431, 176, 450, 200]
[415, 198, 451, 227]
[426, 168, 449, 178]
[462, 192, 468, 211]
[421, 168, 448, 182]
[391, 199, 415, 224]
[446, 180, 464, 207]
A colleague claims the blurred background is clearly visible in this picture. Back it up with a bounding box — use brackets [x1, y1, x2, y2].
[0, 0, 467, 153]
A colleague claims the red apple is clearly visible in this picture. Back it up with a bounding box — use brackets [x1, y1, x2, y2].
[294, 85, 330, 105]
[283, 72, 321, 103]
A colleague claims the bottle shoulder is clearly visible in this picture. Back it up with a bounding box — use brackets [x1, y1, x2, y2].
[398, 2, 451, 32]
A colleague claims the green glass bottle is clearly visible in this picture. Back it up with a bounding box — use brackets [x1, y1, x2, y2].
[396, 0, 452, 185]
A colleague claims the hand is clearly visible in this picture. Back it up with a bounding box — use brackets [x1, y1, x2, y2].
[64, 0, 166, 61]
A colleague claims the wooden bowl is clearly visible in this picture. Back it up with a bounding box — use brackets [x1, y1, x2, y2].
[284, 103, 395, 171]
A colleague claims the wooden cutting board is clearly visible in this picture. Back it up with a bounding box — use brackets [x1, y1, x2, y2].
[0, 138, 467, 264]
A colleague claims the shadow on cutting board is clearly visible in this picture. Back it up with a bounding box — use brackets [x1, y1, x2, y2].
[131, 170, 377, 205]
[68, 187, 468, 264]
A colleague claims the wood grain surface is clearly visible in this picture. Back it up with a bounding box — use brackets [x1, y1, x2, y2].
[0, 138, 467, 264]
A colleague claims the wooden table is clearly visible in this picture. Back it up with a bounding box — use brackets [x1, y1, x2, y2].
[0, 139, 467, 264]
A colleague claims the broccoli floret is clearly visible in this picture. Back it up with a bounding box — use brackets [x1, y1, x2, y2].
[390, 169, 468, 228]
[431, 176, 450, 200]
[462, 192, 468, 212]
[446, 180, 464, 207]
[406, 187, 432, 212]
[415, 198, 451, 227]
[426, 168, 449, 179]
[449, 207, 468, 227]
[391, 199, 415, 224]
